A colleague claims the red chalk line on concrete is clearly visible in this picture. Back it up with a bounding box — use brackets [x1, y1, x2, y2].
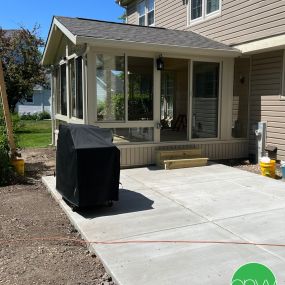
[1, 237, 285, 248]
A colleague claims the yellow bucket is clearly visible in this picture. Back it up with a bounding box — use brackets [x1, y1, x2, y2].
[260, 160, 275, 178]
[11, 159, 25, 176]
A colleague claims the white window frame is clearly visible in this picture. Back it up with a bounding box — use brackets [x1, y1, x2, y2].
[188, 0, 221, 26]
[68, 55, 84, 120]
[137, 0, 155, 27]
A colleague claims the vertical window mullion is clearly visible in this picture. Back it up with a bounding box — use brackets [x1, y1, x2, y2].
[74, 58, 78, 118]
[125, 54, 128, 122]
[144, 1, 146, 26]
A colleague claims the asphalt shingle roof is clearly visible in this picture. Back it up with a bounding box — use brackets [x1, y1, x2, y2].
[55, 16, 237, 52]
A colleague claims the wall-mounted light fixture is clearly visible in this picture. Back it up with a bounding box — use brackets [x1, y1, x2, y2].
[156, 55, 164, 71]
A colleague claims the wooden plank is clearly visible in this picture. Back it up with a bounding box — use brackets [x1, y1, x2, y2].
[164, 158, 208, 170]
[0, 61, 16, 158]
[157, 148, 202, 160]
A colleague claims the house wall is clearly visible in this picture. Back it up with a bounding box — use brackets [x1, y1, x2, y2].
[118, 140, 248, 167]
[126, 1, 137, 24]
[249, 50, 285, 160]
[126, 0, 285, 45]
[16, 89, 51, 115]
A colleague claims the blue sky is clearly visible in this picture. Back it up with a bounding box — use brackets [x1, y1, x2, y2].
[0, 0, 125, 41]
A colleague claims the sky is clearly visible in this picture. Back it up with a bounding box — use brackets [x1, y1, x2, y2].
[0, 0, 125, 41]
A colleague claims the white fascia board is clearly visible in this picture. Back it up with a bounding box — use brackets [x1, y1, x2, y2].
[76, 36, 241, 58]
[53, 18, 77, 44]
[42, 21, 57, 65]
[42, 18, 77, 65]
[234, 34, 285, 54]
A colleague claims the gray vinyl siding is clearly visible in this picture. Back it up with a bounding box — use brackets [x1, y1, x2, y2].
[126, 0, 285, 45]
[249, 50, 285, 160]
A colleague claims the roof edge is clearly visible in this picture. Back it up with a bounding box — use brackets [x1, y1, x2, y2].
[115, 0, 134, 6]
[77, 35, 241, 58]
[233, 34, 285, 54]
[42, 17, 77, 65]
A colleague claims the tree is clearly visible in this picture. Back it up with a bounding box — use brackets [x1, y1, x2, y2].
[118, 11, 127, 23]
[0, 26, 47, 111]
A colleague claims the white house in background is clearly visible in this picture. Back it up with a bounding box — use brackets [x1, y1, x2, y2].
[15, 84, 51, 115]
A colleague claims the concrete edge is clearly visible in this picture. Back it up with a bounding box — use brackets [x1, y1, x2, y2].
[41, 176, 122, 285]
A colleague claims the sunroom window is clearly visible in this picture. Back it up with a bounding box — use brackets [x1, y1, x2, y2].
[137, 0, 155, 26]
[69, 57, 83, 119]
[96, 54, 125, 121]
[60, 64, 67, 116]
[128, 57, 153, 121]
[189, 0, 220, 24]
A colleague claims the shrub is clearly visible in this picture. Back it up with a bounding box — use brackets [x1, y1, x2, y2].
[20, 111, 51, 121]
[0, 107, 14, 186]
[37, 111, 51, 120]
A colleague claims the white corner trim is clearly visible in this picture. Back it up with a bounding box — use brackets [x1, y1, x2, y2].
[281, 49, 285, 100]
[234, 34, 285, 54]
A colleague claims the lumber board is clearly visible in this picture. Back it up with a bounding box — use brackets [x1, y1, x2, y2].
[0, 60, 16, 158]
[163, 158, 208, 170]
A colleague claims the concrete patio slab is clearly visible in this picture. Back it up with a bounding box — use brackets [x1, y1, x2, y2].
[43, 164, 285, 285]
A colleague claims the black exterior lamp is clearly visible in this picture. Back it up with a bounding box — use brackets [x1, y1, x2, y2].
[156, 55, 164, 71]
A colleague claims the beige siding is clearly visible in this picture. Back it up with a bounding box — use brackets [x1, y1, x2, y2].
[119, 141, 249, 167]
[127, 1, 137, 24]
[249, 50, 285, 160]
[126, 0, 285, 45]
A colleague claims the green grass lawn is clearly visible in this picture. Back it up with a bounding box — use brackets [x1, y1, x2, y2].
[16, 120, 52, 148]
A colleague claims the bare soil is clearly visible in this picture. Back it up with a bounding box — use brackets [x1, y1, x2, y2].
[0, 148, 115, 285]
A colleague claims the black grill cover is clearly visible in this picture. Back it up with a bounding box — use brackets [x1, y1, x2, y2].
[56, 124, 120, 208]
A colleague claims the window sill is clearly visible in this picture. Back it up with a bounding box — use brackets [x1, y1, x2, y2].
[188, 11, 221, 27]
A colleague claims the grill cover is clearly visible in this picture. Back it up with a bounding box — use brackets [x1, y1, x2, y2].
[56, 124, 120, 208]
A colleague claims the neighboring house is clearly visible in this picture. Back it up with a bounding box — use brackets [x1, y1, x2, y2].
[15, 85, 51, 115]
[2, 29, 52, 116]
[121, 0, 285, 161]
[42, 0, 285, 167]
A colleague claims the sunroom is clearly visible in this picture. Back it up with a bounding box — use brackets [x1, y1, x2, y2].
[42, 16, 248, 167]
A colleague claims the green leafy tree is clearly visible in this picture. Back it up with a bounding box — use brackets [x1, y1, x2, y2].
[0, 26, 47, 111]
[118, 11, 127, 23]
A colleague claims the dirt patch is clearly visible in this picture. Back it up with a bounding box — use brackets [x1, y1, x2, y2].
[0, 148, 115, 285]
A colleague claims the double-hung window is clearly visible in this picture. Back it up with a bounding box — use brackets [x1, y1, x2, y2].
[189, 0, 221, 24]
[137, 0, 155, 26]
